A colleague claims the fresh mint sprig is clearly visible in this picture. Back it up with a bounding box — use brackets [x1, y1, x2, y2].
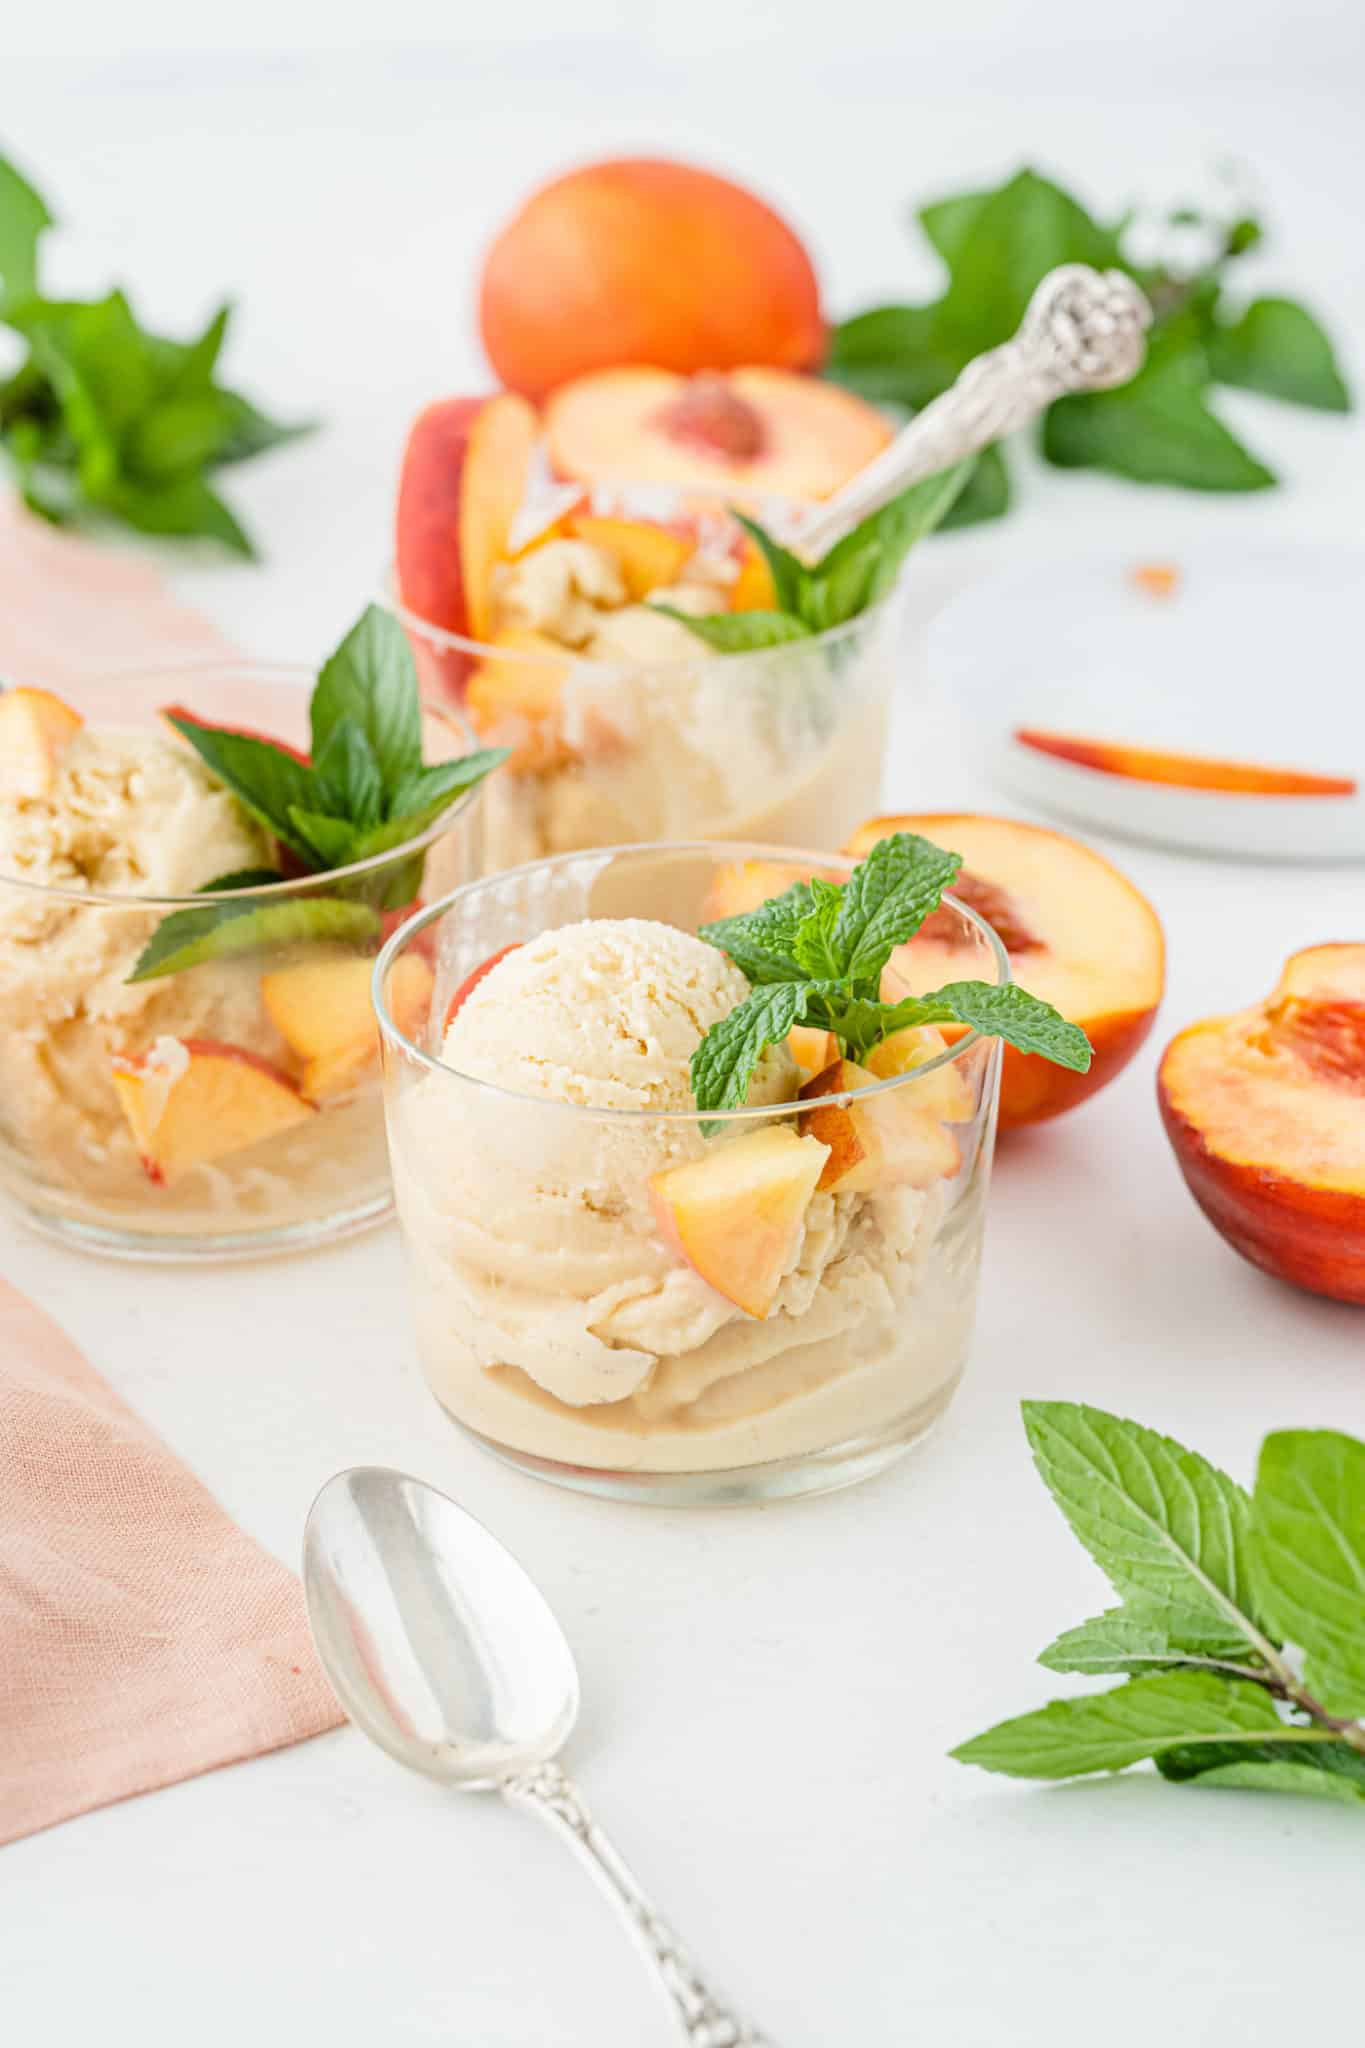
[128, 604, 506, 981]
[0, 146, 310, 555]
[655, 461, 975, 653]
[690, 831, 1090, 1110]
[952, 1404, 1365, 1806]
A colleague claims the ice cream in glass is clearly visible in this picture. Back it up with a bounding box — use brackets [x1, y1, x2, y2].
[376, 841, 1012, 1504]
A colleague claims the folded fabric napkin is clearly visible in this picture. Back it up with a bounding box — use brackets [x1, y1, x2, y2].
[0, 1277, 343, 1846]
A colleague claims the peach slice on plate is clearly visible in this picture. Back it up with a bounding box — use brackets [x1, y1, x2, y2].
[395, 393, 538, 652]
[846, 814, 1165, 1127]
[565, 513, 695, 600]
[0, 686, 83, 798]
[545, 366, 893, 505]
[798, 1058, 960, 1192]
[110, 1037, 314, 1182]
[1014, 727, 1356, 798]
[650, 1124, 829, 1319]
[262, 951, 434, 1100]
[1159, 944, 1365, 1304]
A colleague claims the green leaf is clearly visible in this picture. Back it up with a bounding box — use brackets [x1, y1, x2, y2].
[347, 750, 508, 861]
[729, 509, 807, 615]
[951, 1670, 1284, 1780]
[310, 717, 383, 830]
[791, 877, 846, 980]
[1039, 1604, 1257, 1676]
[0, 150, 53, 304]
[919, 981, 1091, 1071]
[918, 188, 991, 269]
[689, 982, 812, 1114]
[100, 473, 255, 556]
[934, 168, 1123, 356]
[651, 605, 813, 652]
[164, 711, 318, 860]
[287, 809, 360, 869]
[124, 391, 237, 480]
[1043, 331, 1276, 492]
[311, 604, 423, 797]
[1252, 1430, 1365, 1717]
[830, 830, 962, 983]
[127, 894, 380, 982]
[810, 459, 975, 613]
[199, 867, 286, 893]
[939, 442, 1011, 528]
[824, 304, 958, 412]
[699, 878, 818, 986]
[794, 542, 884, 635]
[210, 388, 316, 467]
[1021, 1402, 1264, 1643]
[1156, 1741, 1365, 1804]
[1208, 296, 1351, 413]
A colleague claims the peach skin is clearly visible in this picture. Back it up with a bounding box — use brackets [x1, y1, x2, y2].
[1014, 727, 1357, 798]
[1158, 944, 1365, 1305]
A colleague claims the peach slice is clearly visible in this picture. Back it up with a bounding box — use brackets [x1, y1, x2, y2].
[787, 1024, 835, 1080]
[565, 513, 694, 600]
[464, 627, 574, 773]
[730, 537, 778, 613]
[395, 393, 538, 652]
[0, 686, 83, 798]
[1158, 945, 1365, 1304]
[650, 1124, 829, 1319]
[261, 951, 434, 1100]
[110, 1038, 314, 1183]
[1014, 727, 1356, 798]
[443, 943, 522, 1032]
[478, 157, 825, 401]
[798, 1058, 960, 1193]
[865, 1026, 976, 1124]
[846, 814, 1165, 1128]
[545, 366, 894, 505]
[1131, 562, 1180, 599]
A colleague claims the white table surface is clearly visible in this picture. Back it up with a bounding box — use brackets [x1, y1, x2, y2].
[7, 11, 1365, 2042]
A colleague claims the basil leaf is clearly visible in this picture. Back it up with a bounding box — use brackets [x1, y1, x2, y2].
[288, 809, 361, 869]
[165, 710, 319, 860]
[351, 748, 509, 861]
[830, 830, 962, 982]
[1208, 296, 1351, 413]
[651, 606, 813, 652]
[729, 509, 807, 614]
[311, 603, 423, 795]
[951, 1670, 1285, 1781]
[689, 982, 812, 1114]
[211, 389, 316, 467]
[0, 150, 52, 305]
[100, 473, 255, 556]
[127, 895, 380, 982]
[1251, 1431, 1365, 1718]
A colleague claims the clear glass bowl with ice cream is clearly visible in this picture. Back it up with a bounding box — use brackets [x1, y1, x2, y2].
[375, 839, 1010, 1505]
[0, 638, 493, 1259]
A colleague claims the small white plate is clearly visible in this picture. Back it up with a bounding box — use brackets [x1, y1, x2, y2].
[929, 540, 1365, 861]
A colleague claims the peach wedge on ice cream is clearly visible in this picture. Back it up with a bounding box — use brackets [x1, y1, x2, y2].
[798, 1058, 961, 1192]
[845, 814, 1165, 1128]
[1158, 944, 1365, 1304]
[261, 952, 435, 1101]
[0, 687, 83, 798]
[110, 1038, 314, 1183]
[650, 1124, 829, 1319]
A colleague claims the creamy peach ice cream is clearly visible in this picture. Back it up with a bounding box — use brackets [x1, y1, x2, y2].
[388, 917, 987, 1477]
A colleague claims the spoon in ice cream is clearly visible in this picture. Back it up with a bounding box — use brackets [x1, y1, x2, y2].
[304, 1466, 773, 2046]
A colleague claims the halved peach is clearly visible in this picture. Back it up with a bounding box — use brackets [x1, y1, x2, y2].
[1159, 945, 1365, 1304]
[701, 858, 837, 924]
[463, 627, 574, 773]
[565, 513, 694, 600]
[798, 1058, 960, 1192]
[650, 1124, 829, 1319]
[110, 1037, 314, 1182]
[545, 366, 893, 505]
[0, 686, 83, 798]
[395, 393, 538, 658]
[261, 951, 434, 1100]
[846, 814, 1165, 1127]
[1014, 727, 1356, 798]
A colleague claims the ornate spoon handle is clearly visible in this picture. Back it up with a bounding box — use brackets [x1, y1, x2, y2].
[795, 262, 1152, 557]
[501, 1761, 773, 2046]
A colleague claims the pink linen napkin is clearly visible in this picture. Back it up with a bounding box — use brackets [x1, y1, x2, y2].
[0, 1277, 343, 1847]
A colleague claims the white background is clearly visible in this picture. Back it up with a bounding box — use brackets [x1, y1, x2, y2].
[6, 6, 1365, 2043]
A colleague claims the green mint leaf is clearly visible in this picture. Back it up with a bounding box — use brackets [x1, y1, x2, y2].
[650, 605, 813, 652]
[165, 711, 319, 861]
[808, 459, 975, 615]
[288, 809, 361, 869]
[310, 717, 384, 830]
[699, 879, 818, 986]
[917, 981, 1091, 1070]
[791, 877, 846, 980]
[825, 303, 958, 412]
[793, 542, 883, 636]
[198, 867, 286, 893]
[1039, 1604, 1257, 1677]
[311, 603, 423, 798]
[1208, 296, 1351, 413]
[209, 388, 316, 466]
[1156, 1741, 1365, 1804]
[813, 994, 904, 1063]
[939, 442, 1011, 528]
[0, 150, 52, 305]
[1043, 329, 1276, 492]
[689, 982, 812, 1114]
[729, 509, 807, 614]
[127, 895, 380, 982]
[1021, 1402, 1264, 1645]
[1251, 1430, 1365, 1718]
[99, 474, 255, 556]
[951, 1670, 1283, 1781]
[348, 749, 508, 861]
[830, 830, 962, 983]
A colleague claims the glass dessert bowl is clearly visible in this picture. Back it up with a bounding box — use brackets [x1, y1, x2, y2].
[375, 841, 1006, 1505]
[0, 659, 486, 1259]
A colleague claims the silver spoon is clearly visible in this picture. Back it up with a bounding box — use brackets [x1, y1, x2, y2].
[304, 1467, 772, 2046]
